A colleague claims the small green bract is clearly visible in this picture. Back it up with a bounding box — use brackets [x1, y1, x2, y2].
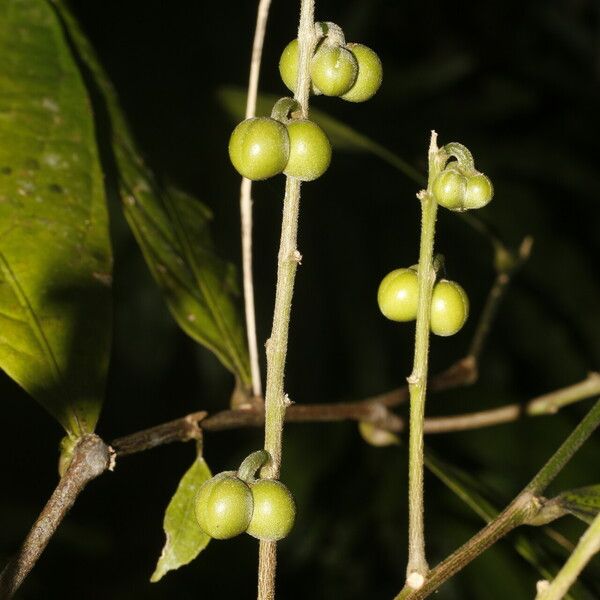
[430, 279, 469, 336]
[310, 45, 358, 97]
[341, 43, 383, 102]
[284, 119, 332, 181]
[228, 117, 289, 181]
[246, 479, 296, 541]
[195, 473, 253, 539]
[377, 268, 419, 322]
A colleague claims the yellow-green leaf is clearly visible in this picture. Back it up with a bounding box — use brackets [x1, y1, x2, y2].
[56, 4, 251, 387]
[0, 0, 112, 435]
[557, 484, 600, 525]
[151, 454, 212, 582]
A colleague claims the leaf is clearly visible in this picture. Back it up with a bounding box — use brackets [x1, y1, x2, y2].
[0, 0, 112, 435]
[55, 4, 251, 387]
[151, 454, 212, 582]
[217, 86, 425, 185]
[556, 484, 600, 525]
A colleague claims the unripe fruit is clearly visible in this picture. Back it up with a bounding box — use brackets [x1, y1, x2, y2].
[464, 173, 494, 209]
[377, 268, 419, 322]
[432, 168, 467, 210]
[310, 45, 358, 97]
[430, 280, 469, 337]
[284, 119, 331, 181]
[279, 39, 321, 95]
[195, 474, 253, 539]
[342, 44, 383, 102]
[246, 479, 296, 541]
[228, 117, 289, 181]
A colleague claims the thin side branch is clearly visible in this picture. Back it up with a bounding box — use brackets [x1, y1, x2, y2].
[0, 435, 112, 599]
[240, 0, 273, 399]
[535, 511, 600, 600]
[394, 399, 600, 599]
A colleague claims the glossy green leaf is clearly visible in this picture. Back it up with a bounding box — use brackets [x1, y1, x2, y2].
[56, 4, 251, 387]
[151, 453, 212, 582]
[0, 0, 112, 435]
[556, 484, 600, 525]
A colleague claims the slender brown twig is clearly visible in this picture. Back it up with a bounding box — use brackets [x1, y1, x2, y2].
[0, 435, 112, 600]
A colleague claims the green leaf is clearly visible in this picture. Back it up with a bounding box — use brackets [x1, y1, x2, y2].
[217, 86, 424, 185]
[151, 454, 212, 582]
[556, 484, 600, 525]
[55, 4, 251, 387]
[0, 0, 112, 435]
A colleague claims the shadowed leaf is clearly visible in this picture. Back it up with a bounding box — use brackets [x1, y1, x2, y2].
[0, 0, 112, 435]
[56, 4, 251, 387]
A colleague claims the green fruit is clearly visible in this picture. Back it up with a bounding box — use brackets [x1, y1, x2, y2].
[228, 117, 289, 181]
[279, 39, 321, 95]
[195, 474, 253, 539]
[246, 479, 296, 541]
[310, 45, 358, 96]
[377, 268, 419, 322]
[341, 44, 383, 102]
[430, 280, 469, 337]
[284, 119, 331, 181]
[432, 168, 467, 210]
[464, 173, 494, 209]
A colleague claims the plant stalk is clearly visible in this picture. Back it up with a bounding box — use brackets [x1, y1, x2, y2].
[535, 510, 600, 600]
[257, 1, 316, 598]
[240, 0, 273, 398]
[405, 132, 443, 586]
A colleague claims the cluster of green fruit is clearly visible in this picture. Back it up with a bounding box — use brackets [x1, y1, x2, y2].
[432, 164, 493, 212]
[229, 115, 331, 182]
[195, 458, 296, 542]
[377, 268, 469, 337]
[228, 22, 382, 182]
[279, 36, 382, 102]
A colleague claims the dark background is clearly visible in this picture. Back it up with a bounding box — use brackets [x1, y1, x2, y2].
[2, 0, 600, 598]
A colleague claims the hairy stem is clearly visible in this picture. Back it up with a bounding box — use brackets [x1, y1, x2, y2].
[405, 132, 444, 586]
[241, 0, 273, 398]
[394, 398, 600, 599]
[257, 2, 316, 598]
[535, 511, 600, 600]
[0, 435, 111, 599]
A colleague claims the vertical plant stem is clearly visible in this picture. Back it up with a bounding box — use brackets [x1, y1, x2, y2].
[257, 1, 315, 599]
[535, 511, 600, 600]
[405, 132, 445, 587]
[241, 0, 273, 398]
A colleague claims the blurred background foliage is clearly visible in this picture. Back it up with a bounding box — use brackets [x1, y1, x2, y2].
[1, 0, 599, 598]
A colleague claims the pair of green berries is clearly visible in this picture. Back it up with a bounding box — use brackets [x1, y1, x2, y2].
[279, 39, 383, 102]
[195, 472, 296, 542]
[432, 165, 494, 212]
[377, 268, 469, 337]
[229, 115, 331, 182]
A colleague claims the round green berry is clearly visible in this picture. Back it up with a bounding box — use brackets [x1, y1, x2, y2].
[195, 474, 253, 539]
[463, 173, 494, 209]
[246, 479, 296, 541]
[310, 45, 358, 97]
[284, 119, 331, 181]
[342, 43, 383, 102]
[377, 268, 419, 322]
[228, 117, 289, 181]
[279, 39, 321, 95]
[430, 280, 469, 337]
[432, 168, 468, 210]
